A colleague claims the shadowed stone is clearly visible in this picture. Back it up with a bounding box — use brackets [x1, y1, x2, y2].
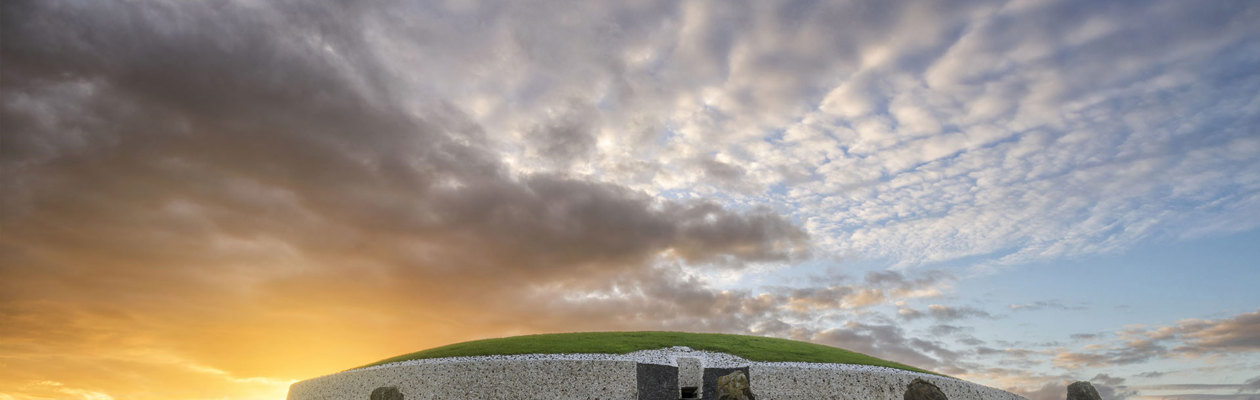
[636, 362, 679, 400]
[716, 371, 756, 400]
[905, 379, 948, 400]
[370, 386, 403, 400]
[703, 367, 750, 400]
[1067, 381, 1102, 400]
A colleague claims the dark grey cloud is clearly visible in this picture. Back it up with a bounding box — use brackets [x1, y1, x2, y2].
[928, 324, 967, 336]
[898, 307, 926, 320]
[0, 0, 814, 385]
[1092, 374, 1126, 386]
[696, 157, 750, 191]
[958, 336, 986, 346]
[899, 302, 997, 322]
[1245, 376, 1260, 393]
[527, 99, 600, 168]
[2, 0, 1258, 398]
[925, 304, 997, 322]
[812, 321, 964, 372]
[1, 0, 808, 285]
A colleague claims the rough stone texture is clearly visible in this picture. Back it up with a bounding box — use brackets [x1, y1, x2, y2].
[703, 367, 750, 400]
[1067, 382, 1102, 400]
[905, 379, 948, 400]
[748, 363, 1026, 400]
[287, 350, 1028, 400]
[636, 363, 678, 400]
[679, 357, 704, 394]
[370, 386, 404, 400]
[287, 360, 638, 400]
[716, 371, 756, 400]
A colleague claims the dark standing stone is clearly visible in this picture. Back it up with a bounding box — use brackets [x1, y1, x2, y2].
[702, 367, 750, 400]
[1067, 381, 1102, 400]
[636, 362, 679, 400]
[370, 386, 404, 400]
[904, 379, 948, 400]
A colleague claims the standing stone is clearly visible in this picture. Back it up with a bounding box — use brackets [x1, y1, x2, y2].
[904, 379, 948, 400]
[636, 363, 679, 400]
[370, 386, 404, 400]
[715, 371, 756, 400]
[703, 367, 750, 400]
[1067, 381, 1102, 400]
[678, 357, 703, 397]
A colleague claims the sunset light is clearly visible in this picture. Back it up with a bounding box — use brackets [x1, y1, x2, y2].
[2, 1, 1258, 399]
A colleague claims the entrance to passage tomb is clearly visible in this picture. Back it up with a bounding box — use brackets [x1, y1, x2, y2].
[680, 386, 699, 399]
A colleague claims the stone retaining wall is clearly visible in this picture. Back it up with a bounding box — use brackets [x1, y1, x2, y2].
[749, 363, 1025, 400]
[287, 352, 1027, 400]
[287, 360, 639, 400]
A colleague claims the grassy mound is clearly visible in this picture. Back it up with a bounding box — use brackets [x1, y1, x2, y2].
[355, 331, 937, 375]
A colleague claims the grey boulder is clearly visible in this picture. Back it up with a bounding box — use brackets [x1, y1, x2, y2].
[905, 379, 948, 400]
[1067, 381, 1102, 400]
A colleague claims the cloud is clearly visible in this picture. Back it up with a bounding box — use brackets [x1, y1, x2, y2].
[1177, 309, 1260, 354]
[2, 0, 1259, 398]
[899, 307, 926, 320]
[1121, 376, 1260, 400]
[0, 0, 811, 397]
[1245, 376, 1260, 393]
[1093, 374, 1127, 386]
[1054, 309, 1260, 369]
[926, 304, 997, 321]
[778, 270, 951, 312]
[812, 321, 960, 372]
[928, 324, 968, 336]
[898, 304, 997, 321]
[1011, 301, 1089, 312]
[1010, 378, 1135, 400]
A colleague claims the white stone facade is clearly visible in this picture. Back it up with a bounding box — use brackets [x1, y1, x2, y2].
[288, 359, 638, 400]
[750, 363, 1026, 400]
[287, 349, 1027, 400]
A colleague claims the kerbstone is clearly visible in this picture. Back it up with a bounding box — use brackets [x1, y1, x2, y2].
[636, 363, 678, 400]
[370, 386, 404, 400]
[1067, 381, 1102, 400]
[905, 379, 948, 400]
[716, 371, 755, 400]
[702, 367, 750, 400]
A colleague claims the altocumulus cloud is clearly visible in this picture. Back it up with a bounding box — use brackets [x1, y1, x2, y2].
[0, 0, 810, 397]
[2, 0, 1260, 399]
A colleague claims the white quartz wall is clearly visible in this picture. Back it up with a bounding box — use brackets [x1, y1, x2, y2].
[287, 350, 1027, 400]
[286, 359, 639, 400]
[749, 363, 1025, 400]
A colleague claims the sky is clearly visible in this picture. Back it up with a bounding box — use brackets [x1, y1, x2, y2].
[1, 0, 1258, 399]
